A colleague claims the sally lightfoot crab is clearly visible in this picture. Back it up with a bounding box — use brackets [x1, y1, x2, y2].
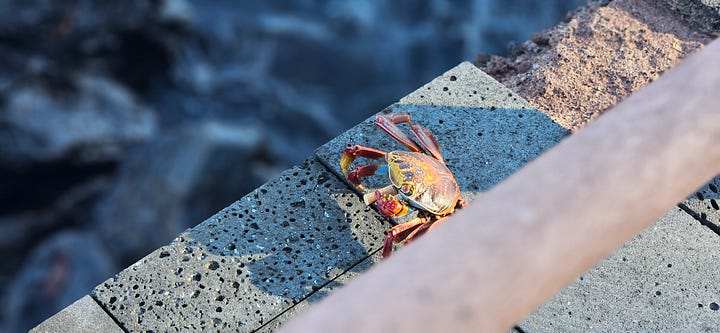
[340, 113, 466, 258]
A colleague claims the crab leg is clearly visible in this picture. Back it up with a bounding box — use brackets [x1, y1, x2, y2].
[374, 114, 423, 152]
[341, 145, 386, 177]
[403, 215, 450, 246]
[382, 217, 429, 258]
[375, 113, 445, 163]
[344, 164, 382, 190]
[409, 123, 444, 163]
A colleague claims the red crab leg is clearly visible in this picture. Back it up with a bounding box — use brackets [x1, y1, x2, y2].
[340, 145, 386, 178]
[375, 113, 445, 163]
[409, 123, 444, 163]
[403, 215, 450, 246]
[374, 114, 423, 152]
[382, 217, 428, 258]
[346, 164, 381, 189]
[456, 197, 468, 209]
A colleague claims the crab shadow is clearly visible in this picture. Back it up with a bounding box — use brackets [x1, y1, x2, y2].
[179, 158, 387, 306]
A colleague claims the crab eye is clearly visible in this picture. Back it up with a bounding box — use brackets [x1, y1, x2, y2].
[400, 183, 414, 195]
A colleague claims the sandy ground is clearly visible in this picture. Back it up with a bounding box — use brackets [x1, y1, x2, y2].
[478, 0, 715, 131]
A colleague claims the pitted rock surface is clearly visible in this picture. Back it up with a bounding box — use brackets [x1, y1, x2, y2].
[92, 158, 390, 332]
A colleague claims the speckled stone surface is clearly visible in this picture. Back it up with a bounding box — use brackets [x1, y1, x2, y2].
[92, 158, 391, 332]
[29, 295, 123, 333]
[83, 61, 569, 333]
[521, 207, 720, 331]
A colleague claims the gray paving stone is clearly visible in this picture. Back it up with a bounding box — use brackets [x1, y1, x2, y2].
[92, 158, 391, 332]
[316, 62, 568, 201]
[682, 175, 720, 233]
[29, 295, 123, 333]
[521, 207, 720, 331]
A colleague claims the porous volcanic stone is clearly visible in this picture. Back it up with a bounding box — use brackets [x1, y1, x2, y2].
[92, 158, 390, 332]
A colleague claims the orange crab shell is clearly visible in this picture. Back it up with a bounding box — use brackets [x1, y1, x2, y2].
[386, 150, 460, 216]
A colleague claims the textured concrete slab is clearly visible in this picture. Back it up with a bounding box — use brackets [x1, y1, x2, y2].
[682, 175, 720, 233]
[92, 158, 391, 332]
[521, 207, 720, 331]
[29, 295, 123, 333]
[316, 62, 568, 204]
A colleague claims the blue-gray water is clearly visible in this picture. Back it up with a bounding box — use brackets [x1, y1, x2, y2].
[0, 1, 584, 331]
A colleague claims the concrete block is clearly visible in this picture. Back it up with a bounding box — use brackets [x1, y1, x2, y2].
[90, 62, 568, 332]
[681, 175, 720, 233]
[521, 207, 720, 331]
[316, 62, 568, 201]
[29, 295, 123, 333]
[92, 158, 391, 332]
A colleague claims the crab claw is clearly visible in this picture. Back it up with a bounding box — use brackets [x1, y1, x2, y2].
[340, 147, 357, 180]
[363, 185, 397, 205]
[340, 145, 387, 190]
[375, 190, 408, 218]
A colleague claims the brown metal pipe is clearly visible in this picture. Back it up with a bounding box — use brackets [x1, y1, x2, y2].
[279, 38, 720, 333]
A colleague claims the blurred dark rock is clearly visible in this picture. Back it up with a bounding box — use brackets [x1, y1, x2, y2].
[0, 0, 586, 330]
[0, 178, 110, 287]
[94, 121, 277, 265]
[1, 231, 116, 333]
[0, 74, 156, 167]
[0, 1, 164, 94]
